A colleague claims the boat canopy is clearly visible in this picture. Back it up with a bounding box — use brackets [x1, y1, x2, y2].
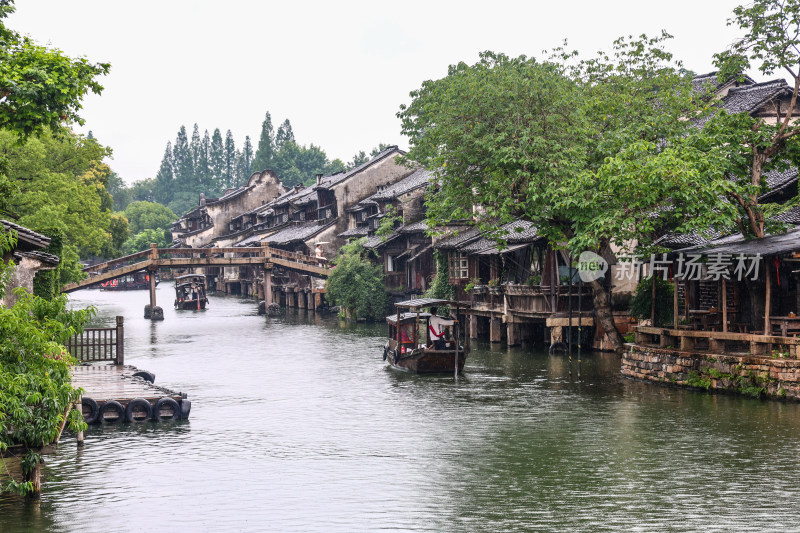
[394, 298, 469, 310]
[175, 274, 206, 281]
[386, 312, 432, 325]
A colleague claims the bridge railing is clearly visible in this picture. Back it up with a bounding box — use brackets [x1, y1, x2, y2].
[82, 249, 151, 274]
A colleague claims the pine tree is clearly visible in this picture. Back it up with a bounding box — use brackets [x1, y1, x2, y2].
[275, 119, 294, 149]
[189, 123, 202, 188]
[196, 129, 212, 192]
[224, 130, 236, 189]
[241, 135, 253, 179]
[252, 112, 274, 172]
[172, 125, 193, 190]
[209, 128, 225, 195]
[154, 142, 174, 205]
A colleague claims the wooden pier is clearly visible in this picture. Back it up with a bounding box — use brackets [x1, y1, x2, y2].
[72, 364, 190, 423]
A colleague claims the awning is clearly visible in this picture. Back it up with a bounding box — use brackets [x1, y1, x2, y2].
[476, 242, 530, 255]
[409, 243, 434, 261]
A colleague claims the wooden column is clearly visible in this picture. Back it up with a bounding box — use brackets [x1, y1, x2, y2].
[673, 280, 679, 329]
[490, 316, 502, 343]
[148, 269, 157, 309]
[507, 321, 519, 346]
[115, 316, 124, 365]
[722, 279, 728, 333]
[469, 313, 478, 340]
[262, 268, 272, 306]
[764, 266, 772, 335]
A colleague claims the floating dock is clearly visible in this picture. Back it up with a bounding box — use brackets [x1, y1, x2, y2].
[72, 364, 190, 423]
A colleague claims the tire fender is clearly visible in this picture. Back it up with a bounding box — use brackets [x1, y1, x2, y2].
[179, 399, 191, 420]
[125, 398, 153, 423]
[549, 341, 567, 355]
[393, 349, 401, 364]
[82, 397, 99, 424]
[133, 370, 155, 383]
[98, 400, 125, 424]
[154, 397, 181, 421]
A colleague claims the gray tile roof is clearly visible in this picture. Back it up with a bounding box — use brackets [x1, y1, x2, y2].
[260, 221, 334, 246]
[434, 225, 484, 250]
[721, 79, 790, 115]
[339, 227, 369, 238]
[362, 233, 401, 249]
[317, 146, 405, 190]
[1, 219, 50, 250]
[680, 226, 800, 257]
[773, 205, 800, 224]
[364, 168, 431, 203]
[398, 220, 429, 234]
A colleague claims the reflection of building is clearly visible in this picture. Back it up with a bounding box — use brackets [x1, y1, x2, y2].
[1, 220, 60, 306]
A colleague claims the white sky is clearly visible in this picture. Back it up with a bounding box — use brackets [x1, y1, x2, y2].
[9, 0, 748, 185]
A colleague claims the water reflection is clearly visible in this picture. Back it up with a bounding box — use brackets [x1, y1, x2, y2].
[1, 286, 799, 532]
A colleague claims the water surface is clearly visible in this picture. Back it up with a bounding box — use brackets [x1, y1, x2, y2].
[2, 285, 800, 532]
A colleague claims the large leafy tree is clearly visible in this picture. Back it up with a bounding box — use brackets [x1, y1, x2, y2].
[0, 2, 109, 138]
[326, 239, 387, 320]
[399, 38, 721, 352]
[123, 201, 176, 235]
[707, 0, 800, 238]
[224, 129, 236, 189]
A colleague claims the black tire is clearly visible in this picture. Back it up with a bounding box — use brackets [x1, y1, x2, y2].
[383, 344, 389, 361]
[179, 399, 191, 420]
[98, 400, 125, 424]
[154, 397, 181, 421]
[133, 370, 155, 383]
[125, 398, 153, 423]
[549, 341, 567, 355]
[82, 397, 99, 424]
[393, 349, 401, 364]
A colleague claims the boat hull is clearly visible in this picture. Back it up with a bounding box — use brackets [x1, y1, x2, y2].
[175, 298, 208, 310]
[385, 345, 466, 374]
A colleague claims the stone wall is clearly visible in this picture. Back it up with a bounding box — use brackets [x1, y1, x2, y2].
[622, 344, 800, 401]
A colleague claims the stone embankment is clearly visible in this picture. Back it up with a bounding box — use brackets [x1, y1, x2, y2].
[622, 344, 800, 400]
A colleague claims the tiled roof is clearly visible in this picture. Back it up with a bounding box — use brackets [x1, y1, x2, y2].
[317, 146, 405, 190]
[14, 250, 59, 265]
[212, 186, 249, 203]
[365, 168, 431, 203]
[260, 221, 334, 246]
[680, 226, 800, 257]
[1, 219, 51, 250]
[773, 205, 800, 224]
[339, 227, 369, 238]
[398, 220, 429, 234]
[721, 79, 790, 115]
[434, 225, 483, 250]
[656, 230, 721, 249]
[499, 220, 539, 243]
[760, 166, 798, 201]
[362, 233, 401, 249]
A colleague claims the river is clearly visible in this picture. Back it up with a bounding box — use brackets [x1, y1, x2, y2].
[2, 285, 800, 532]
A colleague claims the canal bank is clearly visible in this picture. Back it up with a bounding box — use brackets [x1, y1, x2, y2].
[3, 286, 800, 532]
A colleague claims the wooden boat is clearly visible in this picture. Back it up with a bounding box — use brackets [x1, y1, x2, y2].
[174, 274, 209, 310]
[100, 271, 158, 291]
[383, 298, 470, 375]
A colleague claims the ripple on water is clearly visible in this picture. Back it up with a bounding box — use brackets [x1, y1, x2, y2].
[2, 287, 800, 532]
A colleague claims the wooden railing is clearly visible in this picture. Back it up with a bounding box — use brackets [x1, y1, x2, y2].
[635, 325, 800, 358]
[66, 316, 124, 364]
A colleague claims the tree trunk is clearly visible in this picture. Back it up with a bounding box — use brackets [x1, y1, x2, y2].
[749, 153, 767, 238]
[589, 278, 624, 353]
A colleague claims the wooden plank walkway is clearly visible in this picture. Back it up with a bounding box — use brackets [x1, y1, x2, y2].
[72, 364, 190, 423]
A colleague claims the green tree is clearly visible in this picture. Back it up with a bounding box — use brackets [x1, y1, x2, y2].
[172, 125, 193, 191]
[224, 129, 236, 189]
[239, 135, 254, 181]
[252, 111, 275, 172]
[326, 239, 387, 320]
[197, 130, 212, 192]
[106, 171, 130, 211]
[129, 177, 157, 203]
[629, 276, 674, 327]
[708, 0, 800, 238]
[153, 142, 174, 205]
[121, 227, 170, 255]
[275, 119, 294, 149]
[123, 201, 177, 234]
[0, 2, 109, 138]
[348, 150, 369, 169]
[209, 128, 225, 194]
[399, 39, 716, 353]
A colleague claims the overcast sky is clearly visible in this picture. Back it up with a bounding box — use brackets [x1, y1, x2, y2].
[9, 0, 749, 185]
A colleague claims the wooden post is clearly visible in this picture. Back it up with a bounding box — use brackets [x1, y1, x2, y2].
[722, 278, 728, 333]
[76, 395, 84, 447]
[765, 266, 772, 335]
[469, 313, 478, 340]
[651, 274, 656, 325]
[454, 320, 460, 379]
[673, 279, 679, 329]
[115, 315, 124, 365]
[148, 269, 157, 310]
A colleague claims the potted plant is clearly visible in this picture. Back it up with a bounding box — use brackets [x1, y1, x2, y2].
[487, 278, 502, 294]
[465, 277, 484, 294]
